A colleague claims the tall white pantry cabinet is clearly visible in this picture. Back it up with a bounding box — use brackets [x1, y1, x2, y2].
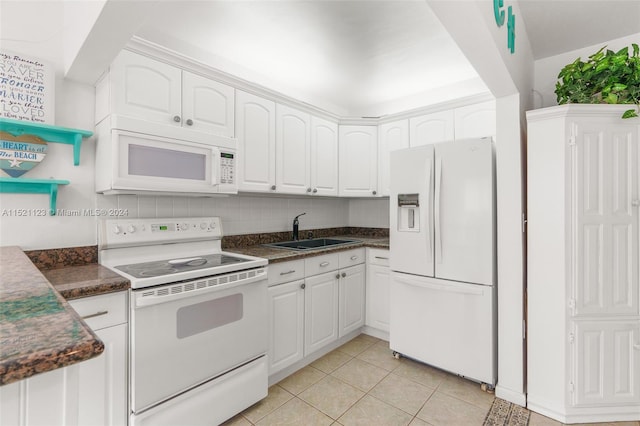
[527, 105, 640, 424]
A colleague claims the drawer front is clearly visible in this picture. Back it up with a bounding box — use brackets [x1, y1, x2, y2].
[305, 253, 340, 277]
[339, 248, 365, 268]
[69, 291, 128, 331]
[367, 248, 390, 267]
[268, 260, 305, 286]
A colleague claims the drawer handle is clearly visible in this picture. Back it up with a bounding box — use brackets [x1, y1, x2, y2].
[350, 255, 358, 260]
[280, 270, 296, 275]
[82, 310, 109, 320]
[375, 256, 389, 260]
[320, 262, 330, 267]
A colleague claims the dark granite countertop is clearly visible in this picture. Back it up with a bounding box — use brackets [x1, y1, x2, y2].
[226, 235, 389, 263]
[0, 247, 106, 386]
[42, 264, 130, 300]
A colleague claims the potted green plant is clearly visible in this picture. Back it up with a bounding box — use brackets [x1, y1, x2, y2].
[555, 43, 640, 118]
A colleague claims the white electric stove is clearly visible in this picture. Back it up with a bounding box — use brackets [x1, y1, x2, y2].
[98, 217, 268, 426]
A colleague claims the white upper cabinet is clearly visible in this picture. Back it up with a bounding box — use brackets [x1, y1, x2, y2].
[339, 125, 378, 197]
[378, 119, 409, 197]
[454, 100, 496, 140]
[105, 50, 235, 137]
[236, 90, 277, 193]
[310, 116, 339, 196]
[276, 104, 311, 195]
[409, 110, 454, 147]
[181, 71, 235, 136]
[109, 50, 181, 125]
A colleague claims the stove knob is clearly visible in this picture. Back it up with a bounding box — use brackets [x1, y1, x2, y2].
[210, 221, 217, 229]
[113, 225, 121, 235]
[127, 225, 136, 233]
[200, 222, 207, 230]
[180, 223, 188, 231]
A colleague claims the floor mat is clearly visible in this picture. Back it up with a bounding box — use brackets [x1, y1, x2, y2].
[484, 398, 530, 426]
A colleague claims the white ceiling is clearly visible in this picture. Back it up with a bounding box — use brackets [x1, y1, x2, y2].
[2, 1, 638, 117]
[519, 0, 640, 59]
[135, 1, 487, 117]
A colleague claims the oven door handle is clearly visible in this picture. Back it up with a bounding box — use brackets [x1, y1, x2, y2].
[133, 268, 267, 308]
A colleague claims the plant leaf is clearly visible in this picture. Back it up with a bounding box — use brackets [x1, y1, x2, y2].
[622, 109, 638, 119]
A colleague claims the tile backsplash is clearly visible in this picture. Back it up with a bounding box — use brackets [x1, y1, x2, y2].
[97, 194, 390, 235]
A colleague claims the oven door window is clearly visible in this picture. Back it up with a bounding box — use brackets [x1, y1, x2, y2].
[176, 293, 243, 339]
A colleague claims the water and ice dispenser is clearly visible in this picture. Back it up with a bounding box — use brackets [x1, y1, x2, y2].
[397, 194, 420, 232]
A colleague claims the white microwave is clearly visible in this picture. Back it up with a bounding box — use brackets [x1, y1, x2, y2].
[95, 117, 237, 195]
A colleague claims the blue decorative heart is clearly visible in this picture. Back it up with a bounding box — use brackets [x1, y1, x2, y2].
[0, 132, 48, 178]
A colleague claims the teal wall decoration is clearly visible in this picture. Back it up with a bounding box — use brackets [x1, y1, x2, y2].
[493, 0, 516, 54]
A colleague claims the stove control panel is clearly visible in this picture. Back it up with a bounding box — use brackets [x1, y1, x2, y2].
[99, 217, 222, 248]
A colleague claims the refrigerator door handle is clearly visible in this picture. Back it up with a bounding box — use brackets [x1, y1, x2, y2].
[426, 160, 432, 259]
[395, 275, 485, 296]
[435, 157, 442, 264]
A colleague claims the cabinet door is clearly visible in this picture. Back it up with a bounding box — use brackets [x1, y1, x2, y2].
[304, 272, 339, 355]
[268, 280, 305, 374]
[572, 320, 640, 407]
[182, 72, 234, 137]
[76, 324, 127, 426]
[236, 90, 276, 192]
[110, 50, 182, 126]
[339, 125, 378, 197]
[409, 110, 454, 147]
[454, 100, 496, 140]
[276, 104, 311, 194]
[339, 264, 366, 337]
[310, 116, 338, 196]
[0, 364, 80, 426]
[366, 263, 390, 332]
[378, 120, 409, 197]
[574, 123, 639, 316]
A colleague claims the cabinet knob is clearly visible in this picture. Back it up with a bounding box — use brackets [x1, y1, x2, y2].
[186, 119, 193, 126]
[300, 283, 306, 289]
[341, 272, 346, 278]
[271, 185, 276, 190]
[313, 188, 318, 193]
[372, 190, 377, 195]
[173, 115, 181, 123]
[335, 274, 340, 279]
[307, 187, 312, 193]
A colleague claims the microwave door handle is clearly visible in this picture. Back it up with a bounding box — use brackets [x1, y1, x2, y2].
[211, 147, 220, 186]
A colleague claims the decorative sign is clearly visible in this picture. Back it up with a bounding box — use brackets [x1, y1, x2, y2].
[0, 131, 47, 177]
[0, 51, 54, 124]
[493, 0, 516, 54]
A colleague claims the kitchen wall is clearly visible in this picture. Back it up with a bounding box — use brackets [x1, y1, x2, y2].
[533, 32, 640, 109]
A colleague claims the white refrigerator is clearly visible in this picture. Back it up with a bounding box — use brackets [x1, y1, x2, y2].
[389, 138, 496, 386]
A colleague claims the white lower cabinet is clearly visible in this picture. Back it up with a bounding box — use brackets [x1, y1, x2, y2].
[573, 320, 640, 407]
[0, 365, 79, 426]
[0, 291, 128, 426]
[365, 249, 390, 334]
[267, 279, 305, 373]
[304, 272, 340, 355]
[267, 249, 366, 375]
[338, 264, 366, 337]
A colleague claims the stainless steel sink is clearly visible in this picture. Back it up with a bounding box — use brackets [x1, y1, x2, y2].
[263, 238, 360, 251]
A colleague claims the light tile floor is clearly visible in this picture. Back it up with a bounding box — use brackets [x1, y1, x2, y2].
[223, 334, 640, 426]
